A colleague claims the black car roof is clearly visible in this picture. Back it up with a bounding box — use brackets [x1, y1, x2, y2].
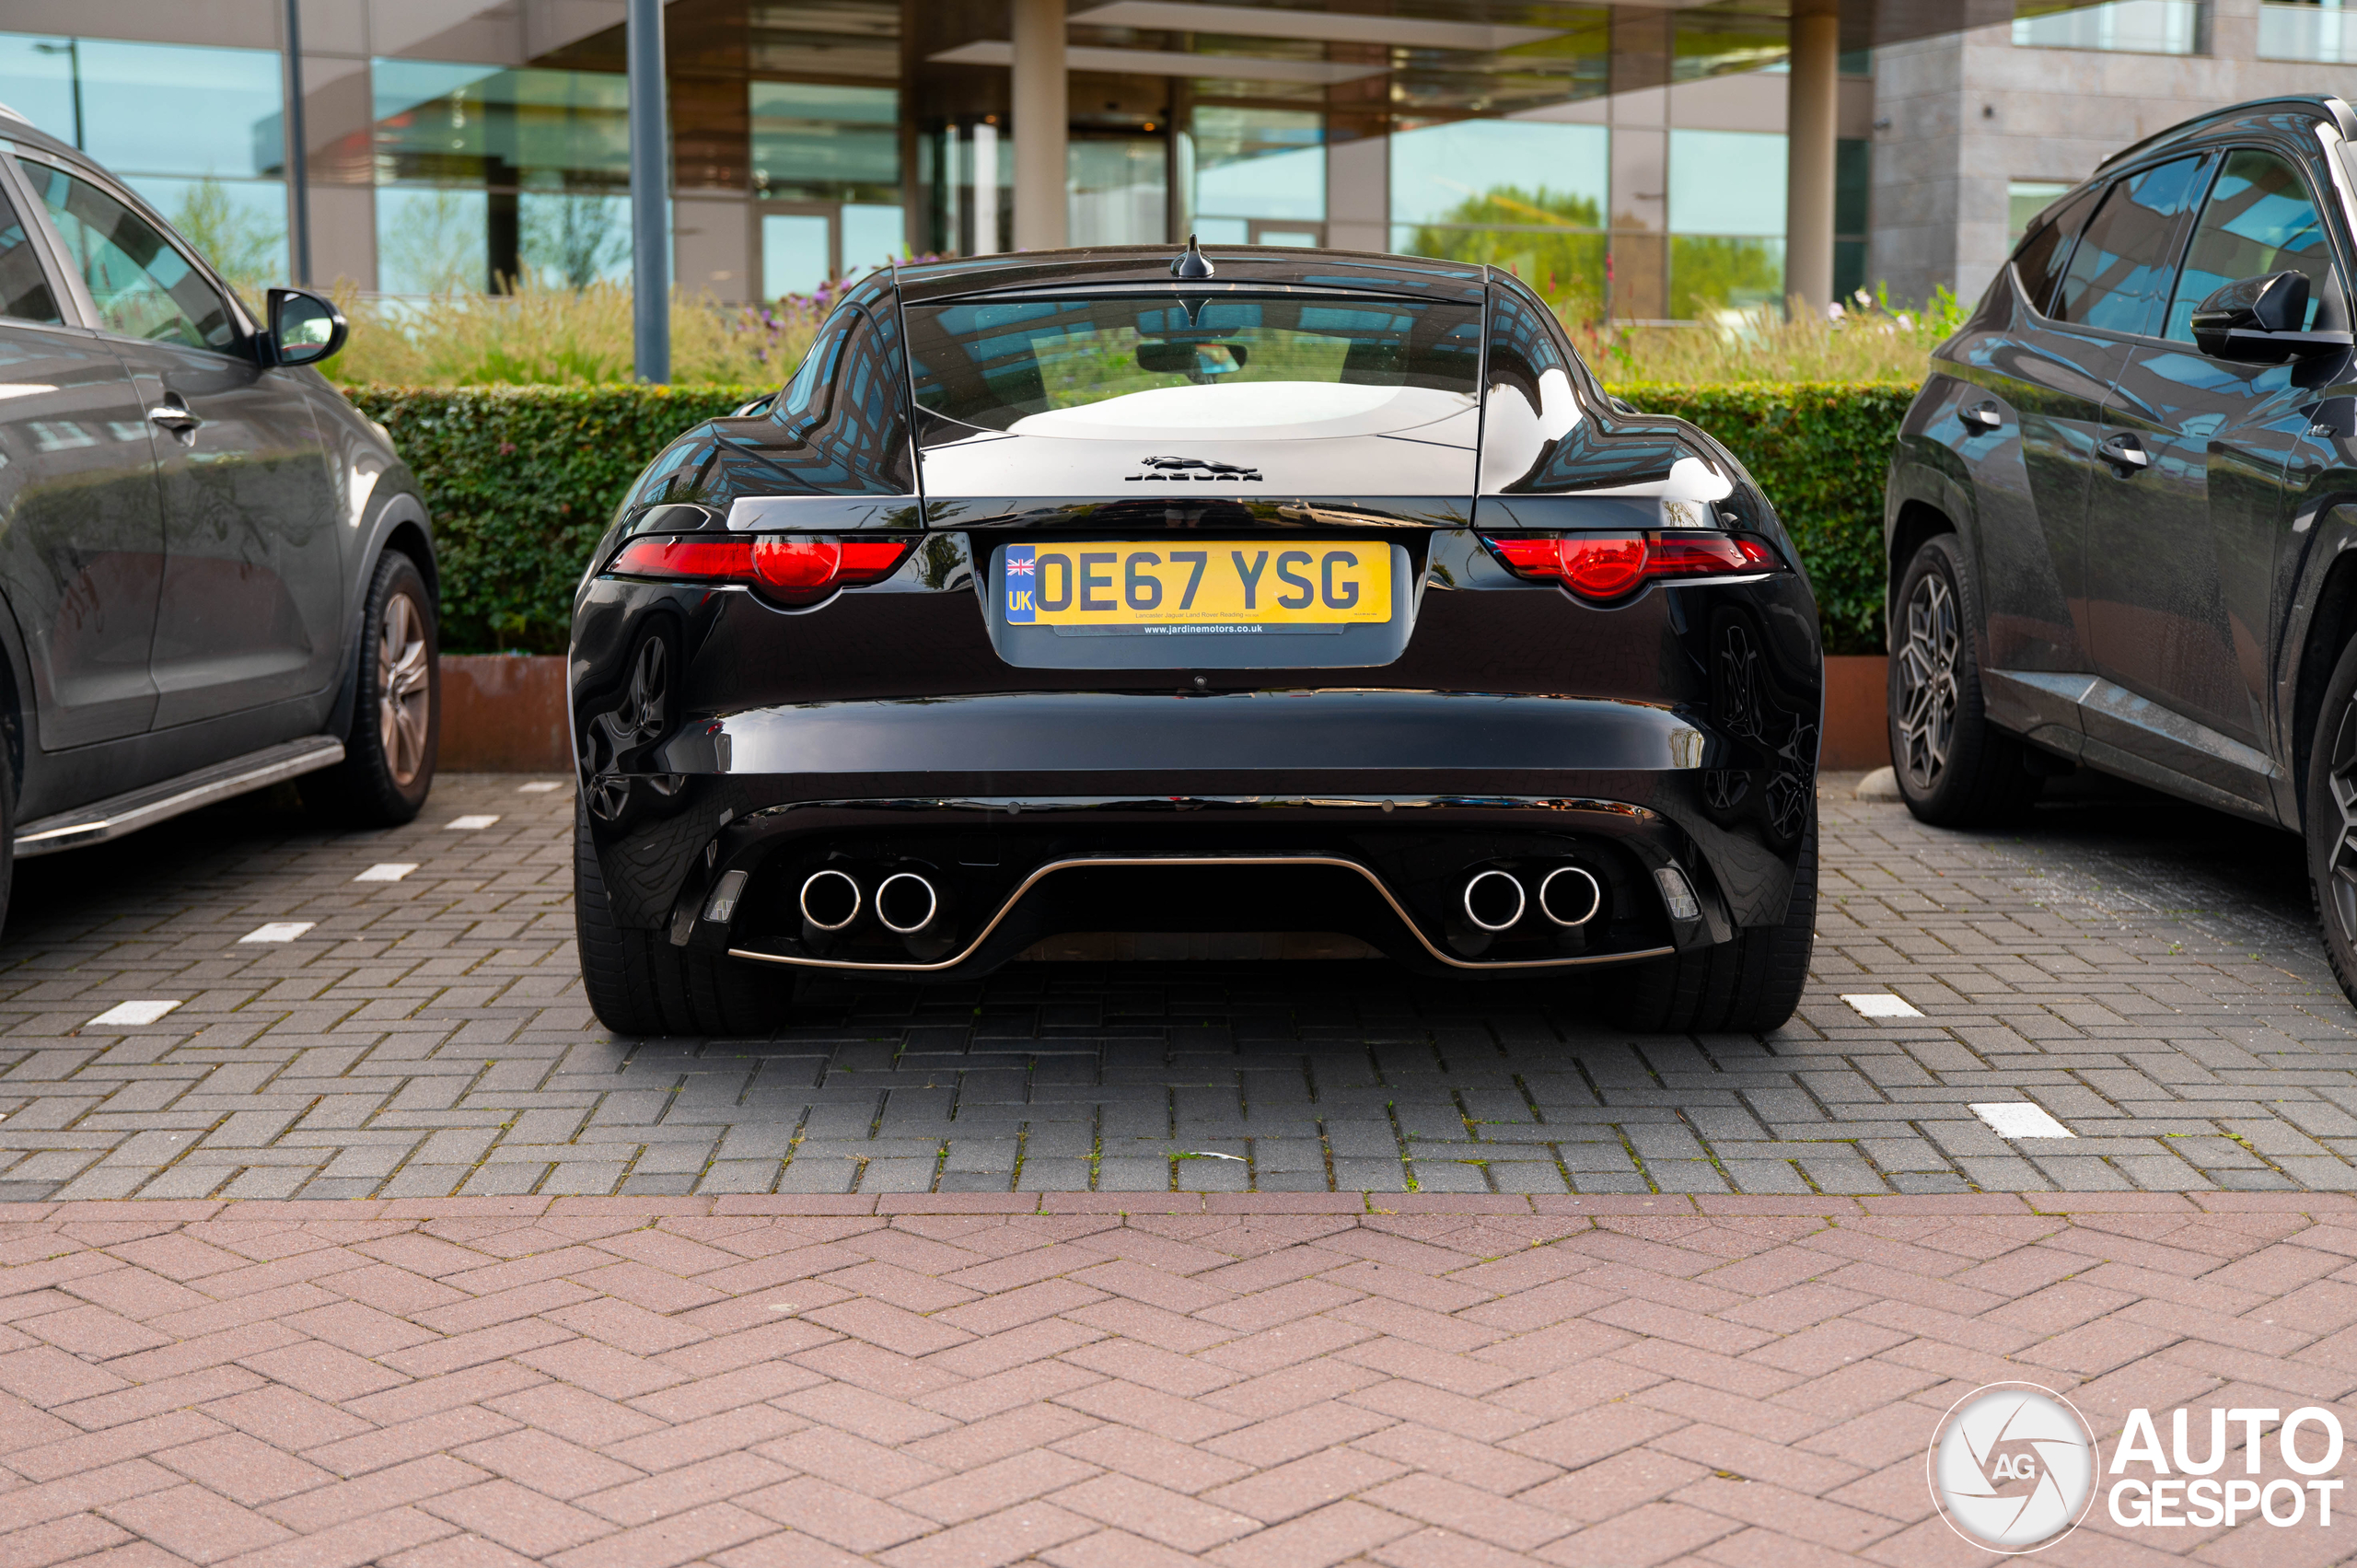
[891, 245, 1487, 304]
[2095, 93, 2357, 173]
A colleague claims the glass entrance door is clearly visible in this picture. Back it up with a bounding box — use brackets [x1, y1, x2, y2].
[759, 201, 906, 301]
[1068, 134, 1167, 248]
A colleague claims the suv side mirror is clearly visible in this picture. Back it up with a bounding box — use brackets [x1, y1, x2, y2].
[2190, 270, 2353, 361]
[267, 287, 347, 367]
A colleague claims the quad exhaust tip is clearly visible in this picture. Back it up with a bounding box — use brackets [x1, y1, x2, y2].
[1462, 868, 1527, 932]
[1538, 866, 1602, 927]
[876, 871, 940, 934]
[799, 868, 862, 931]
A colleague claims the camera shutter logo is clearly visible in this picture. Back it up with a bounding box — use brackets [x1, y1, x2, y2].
[1928, 1383, 2101, 1552]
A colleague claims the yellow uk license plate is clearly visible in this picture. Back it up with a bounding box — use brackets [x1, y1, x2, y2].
[1002, 541, 1392, 630]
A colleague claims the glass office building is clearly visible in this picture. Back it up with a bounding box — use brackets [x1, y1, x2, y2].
[0, 2, 1885, 322]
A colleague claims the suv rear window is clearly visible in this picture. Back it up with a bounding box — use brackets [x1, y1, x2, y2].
[905, 291, 1481, 440]
[2012, 186, 2099, 316]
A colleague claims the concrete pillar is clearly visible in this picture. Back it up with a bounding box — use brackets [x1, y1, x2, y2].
[1011, 0, 1067, 250]
[1784, 0, 1840, 316]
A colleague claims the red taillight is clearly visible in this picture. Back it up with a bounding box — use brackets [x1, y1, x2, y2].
[1483, 531, 1778, 600]
[610, 533, 914, 605]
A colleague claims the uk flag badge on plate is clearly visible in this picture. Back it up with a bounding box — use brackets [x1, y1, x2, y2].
[1004, 544, 1037, 623]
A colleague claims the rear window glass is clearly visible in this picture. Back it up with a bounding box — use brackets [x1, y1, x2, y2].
[2012, 186, 2098, 316]
[904, 291, 1481, 439]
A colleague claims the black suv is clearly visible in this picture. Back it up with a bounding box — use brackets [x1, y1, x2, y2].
[1887, 93, 2357, 998]
[0, 112, 438, 924]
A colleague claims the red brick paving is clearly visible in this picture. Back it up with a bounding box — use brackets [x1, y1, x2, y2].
[4, 1195, 2357, 1564]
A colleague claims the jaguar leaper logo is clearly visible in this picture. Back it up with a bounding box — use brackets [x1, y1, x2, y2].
[1127, 455, 1262, 482]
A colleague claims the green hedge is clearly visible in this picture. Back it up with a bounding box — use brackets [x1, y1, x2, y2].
[1611, 381, 1914, 655]
[352, 386, 759, 656]
[354, 380, 1912, 657]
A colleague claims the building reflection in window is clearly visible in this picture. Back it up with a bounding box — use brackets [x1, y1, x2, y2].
[1190, 107, 1322, 247]
[1667, 127, 1787, 319]
[372, 58, 630, 296]
[1390, 119, 1608, 316]
[752, 82, 901, 297]
[0, 32, 286, 293]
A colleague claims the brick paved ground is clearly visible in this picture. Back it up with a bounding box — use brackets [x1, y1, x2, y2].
[3, 1191, 2356, 1568]
[3, 772, 2357, 1202]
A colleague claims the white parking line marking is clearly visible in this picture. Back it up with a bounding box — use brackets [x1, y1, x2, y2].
[447, 815, 500, 830]
[354, 864, 417, 882]
[87, 1000, 182, 1027]
[517, 782, 563, 793]
[239, 922, 315, 944]
[1842, 993, 1924, 1018]
[1972, 1102, 2076, 1139]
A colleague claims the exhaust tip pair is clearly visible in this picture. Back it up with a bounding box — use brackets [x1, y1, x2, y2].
[801, 868, 939, 934]
[1463, 865, 1601, 933]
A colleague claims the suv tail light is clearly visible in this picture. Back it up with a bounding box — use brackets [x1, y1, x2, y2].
[610, 534, 915, 606]
[1482, 531, 1780, 600]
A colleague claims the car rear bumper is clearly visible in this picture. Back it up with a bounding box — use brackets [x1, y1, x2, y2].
[586, 689, 1809, 979]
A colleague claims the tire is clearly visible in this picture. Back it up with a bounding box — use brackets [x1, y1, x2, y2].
[1614, 818, 1817, 1033]
[304, 551, 437, 826]
[574, 802, 796, 1036]
[1888, 534, 2043, 826]
[2305, 633, 2357, 1009]
[0, 744, 14, 940]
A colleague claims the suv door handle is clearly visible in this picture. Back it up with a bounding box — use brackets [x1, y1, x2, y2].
[146, 398, 199, 435]
[2097, 432, 2149, 471]
[1960, 401, 2003, 433]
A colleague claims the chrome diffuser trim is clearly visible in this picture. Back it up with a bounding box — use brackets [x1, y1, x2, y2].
[730, 852, 1675, 974]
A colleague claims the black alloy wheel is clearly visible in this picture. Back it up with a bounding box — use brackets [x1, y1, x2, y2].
[1887, 535, 2041, 825]
[304, 551, 437, 825]
[2305, 635, 2357, 1009]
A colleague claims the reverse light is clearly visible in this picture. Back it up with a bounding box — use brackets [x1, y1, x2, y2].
[1483, 531, 1780, 600]
[610, 534, 915, 605]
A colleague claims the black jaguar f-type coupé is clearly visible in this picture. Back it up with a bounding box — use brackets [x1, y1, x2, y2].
[571, 243, 1824, 1037]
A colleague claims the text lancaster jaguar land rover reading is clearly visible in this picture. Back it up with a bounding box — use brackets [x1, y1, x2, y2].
[570, 243, 1824, 1038]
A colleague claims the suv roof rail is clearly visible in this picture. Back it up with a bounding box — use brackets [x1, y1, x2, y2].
[2096, 93, 2357, 172]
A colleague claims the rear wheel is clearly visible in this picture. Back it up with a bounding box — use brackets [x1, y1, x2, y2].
[574, 803, 796, 1036]
[1613, 819, 1817, 1033]
[1889, 535, 2042, 825]
[0, 742, 15, 939]
[2305, 635, 2357, 1008]
[305, 551, 436, 826]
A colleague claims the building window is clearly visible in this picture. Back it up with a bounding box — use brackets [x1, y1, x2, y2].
[1070, 136, 1166, 249]
[924, 121, 1009, 261]
[1835, 137, 1870, 305]
[2258, 0, 2357, 62]
[0, 33, 286, 293]
[1190, 107, 1323, 246]
[750, 82, 901, 296]
[1668, 128, 1786, 319]
[2012, 1, 2207, 54]
[372, 60, 631, 296]
[1388, 118, 1608, 314]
